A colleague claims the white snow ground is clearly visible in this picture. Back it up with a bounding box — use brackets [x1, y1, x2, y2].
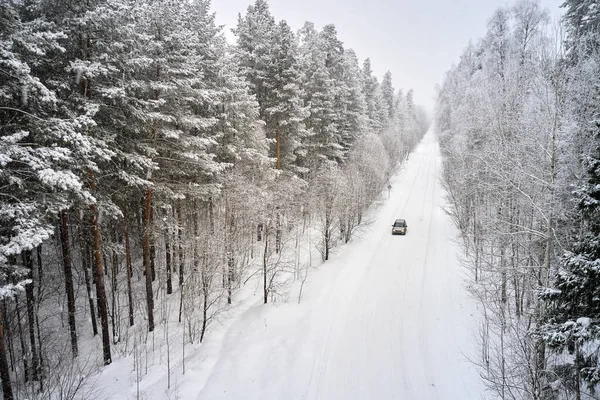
[195, 130, 485, 400]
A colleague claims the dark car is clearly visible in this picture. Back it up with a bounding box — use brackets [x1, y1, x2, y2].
[391, 219, 407, 235]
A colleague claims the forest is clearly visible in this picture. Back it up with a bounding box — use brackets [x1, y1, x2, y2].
[436, 0, 600, 398]
[0, 0, 428, 398]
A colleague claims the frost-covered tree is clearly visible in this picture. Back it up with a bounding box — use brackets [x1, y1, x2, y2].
[361, 58, 381, 133]
[234, 0, 307, 171]
[540, 122, 600, 395]
[267, 20, 309, 171]
[380, 71, 395, 121]
[435, 0, 585, 397]
[0, 2, 107, 390]
[298, 22, 340, 167]
[337, 49, 368, 157]
[535, 0, 600, 397]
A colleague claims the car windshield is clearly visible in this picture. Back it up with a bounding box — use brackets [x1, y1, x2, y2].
[394, 221, 405, 227]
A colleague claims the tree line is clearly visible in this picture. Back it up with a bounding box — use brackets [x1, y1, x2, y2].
[436, 0, 600, 398]
[0, 0, 428, 398]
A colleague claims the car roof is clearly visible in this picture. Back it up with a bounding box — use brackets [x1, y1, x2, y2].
[395, 219, 406, 223]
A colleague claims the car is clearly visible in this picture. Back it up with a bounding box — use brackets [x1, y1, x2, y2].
[391, 219, 407, 235]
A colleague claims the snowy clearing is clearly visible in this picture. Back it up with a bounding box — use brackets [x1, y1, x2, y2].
[195, 130, 485, 400]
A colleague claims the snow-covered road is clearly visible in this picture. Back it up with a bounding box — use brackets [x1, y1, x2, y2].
[197, 130, 484, 400]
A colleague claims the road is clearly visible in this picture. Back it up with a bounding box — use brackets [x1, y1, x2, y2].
[198, 130, 484, 400]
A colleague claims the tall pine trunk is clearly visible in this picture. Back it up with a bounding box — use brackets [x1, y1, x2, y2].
[225, 199, 234, 304]
[177, 201, 185, 324]
[143, 186, 155, 332]
[263, 225, 269, 304]
[89, 177, 112, 365]
[276, 128, 281, 169]
[81, 233, 98, 336]
[165, 208, 175, 294]
[166, 225, 173, 295]
[150, 211, 156, 282]
[23, 251, 40, 380]
[110, 234, 118, 343]
[60, 211, 78, 357]
[124, 208, 134, 327]
[200, 251, 209, 343]
[2, 301, 14, 374]
[15, 299, 29, 381]
[177, 201, 184, 285]
[0, 305, 14, 400]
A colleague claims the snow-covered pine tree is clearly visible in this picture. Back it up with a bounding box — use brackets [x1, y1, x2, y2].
[361, 58, 379, 133]
[380, 71, 395, 122]
[298, 22, 340, 168]
[235, 0, 308, 172]
[337, 49, 368, 157]
[320, 24, 353, 164]
[267, 20, 309, 172]
[563, 0, 600, 54]
[0, 2, 105, 387]
[360, 58, 389, 134]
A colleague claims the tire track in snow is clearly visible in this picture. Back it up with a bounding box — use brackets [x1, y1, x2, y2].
[417, 135, 440, 398]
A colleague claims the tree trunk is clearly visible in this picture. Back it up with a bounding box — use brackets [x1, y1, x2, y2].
[263, 226, 269, 304]
[15, 298, 29, 381]
[166, 224, 173, 295]
[150, 212, 156, 282]
[110, 234, 118, 343]
[209, 197, 215, 234]
[34, 310, 44, 392]
[227, 252, 234, 305]
[89, 177, 112, 365]
[275, 210, 281, 254]
[574, 344, 582, 400]
[276, 128, 281, 169]
[0, 306, 14, 400]
[177, 201, 184, 286]
[36, 245, 43, 294]
[124, 208, 134, 327]
[200, 252, 209, 343]
[143, 187, 155, 332]
[81, 236, 98, 336]
[324, 210, 331, 261]
[177, 201, 184, 324]
[2, 301, 14, 374]
[225, 200, 234, 305]
[23, 251, 40, 381]
[59, 211, 78, 357]
[193, 199, 200, 274]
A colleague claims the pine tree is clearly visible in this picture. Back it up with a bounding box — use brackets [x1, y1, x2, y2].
[380, 71, 395, 121]
[267, 21, 309, 171]
[0, 0, 106, 384]
[235, 2, 307, 172]
[298, 22, 340, 167]
[540, 121, 600, 390]
[337, 49, 367, 157]
[360, 58, 387, 133]
[563, 0, 600, 52]
[361, 58, 378, 132]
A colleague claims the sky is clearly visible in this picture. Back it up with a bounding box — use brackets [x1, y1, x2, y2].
[210, 0, 565, 112]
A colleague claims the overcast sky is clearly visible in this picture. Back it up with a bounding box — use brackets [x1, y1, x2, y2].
[210, 0, 565, 111]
